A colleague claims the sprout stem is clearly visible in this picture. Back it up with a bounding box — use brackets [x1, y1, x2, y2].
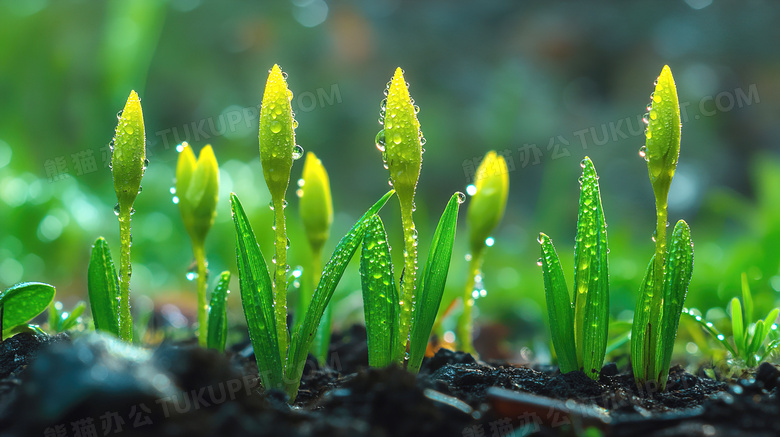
[647, 198, 668, 378]
[272, 196, 289, 364]
[193, 242, 208, 347]
[458, 250, 483, 355]
[118, 205, 134, 342]
[397, 199, 417, 364]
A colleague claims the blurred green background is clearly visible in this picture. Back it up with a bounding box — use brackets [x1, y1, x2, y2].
[2, 0, 780, 360]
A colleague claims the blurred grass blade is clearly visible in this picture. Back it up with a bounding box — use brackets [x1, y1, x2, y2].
[360, 215, 399, 367]
[231, 193, 284, 391]
[741, 273, 753, 328]
[87, 237, 120, 336]
[407, 192, 462, 373]
[60, 302, 86, 332]
[286, 190, 395, 399]
[684, 310, 738, 357]
[731, 297, 744, 356]
[573, 157, 609, 379]
[539, 233, 577, 374]
[657, 220, 693, 389]
[207, 271, 232, 352]
[746, 320, 764, 361]
[0, 282, 56, 337]
[631, 257, 656, 386]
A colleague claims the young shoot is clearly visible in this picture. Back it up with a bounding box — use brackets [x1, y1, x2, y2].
[110, 90, 147, 342]
[175, 142, 220, 346]
[631, 65, 694, 392]
[458, 151, 509, 355]
[686, 273, 780, 368]
[0, 282, 56, 340]
[296, 152, 334, 362]
[539, 157, 609, 380]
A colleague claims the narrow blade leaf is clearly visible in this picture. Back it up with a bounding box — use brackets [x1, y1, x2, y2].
[87, 237, 120, 336]
[631, 256, 656, 386]
[207, 271, 232, 352]
[0, 282, 56, 336]
[539, 233, 577, 374]
[231, 193, 284, 391]
[741, 272, 753, 328]
[286, 190, 395, 399]
[731, 297, 744, 356]
[574, 157, 609, 379]
[407, 192, 462, 373]
[657, 220, 693, 389]
[360, 215, 399, 367]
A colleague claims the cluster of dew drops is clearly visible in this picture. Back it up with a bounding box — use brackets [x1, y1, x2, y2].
[638, 76, 662, 162]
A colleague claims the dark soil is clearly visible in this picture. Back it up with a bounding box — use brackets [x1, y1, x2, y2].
[0, 326, 777, 436]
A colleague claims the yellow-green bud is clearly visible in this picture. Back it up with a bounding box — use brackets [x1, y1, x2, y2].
[259, 64, 297, 201]
[176, 143, 219, 247]
[111, 90, 146, 209]
[466, 151, 509, 253]
[298, 152, 333, 253]
[380, 67, 422, 207]
[643, 65, 681, 202]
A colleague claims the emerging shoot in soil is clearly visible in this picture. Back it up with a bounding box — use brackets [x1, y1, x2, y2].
[539, 157, 609, 380]
[631, 65, 694, 392]
[176, 142, 220, 346]
[110, 90, 147, 342]
[458, 151, 509, 355]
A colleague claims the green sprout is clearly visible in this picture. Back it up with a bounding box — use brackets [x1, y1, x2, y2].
[457, 150, 509, 355]
[176, 142, 220, 347]
[630, 65, 695, 391]
[110, 90, 147, 342]
[48, 300, 86, 334]
[539, 157, 609, 380]
[686, 273, 780, 368]
[364, 68, 463, 371]
[0, 282, 56, 340]
[375, 68, 423, 356]
[88, 236, 120, 337]
[295, 151, 334, 362]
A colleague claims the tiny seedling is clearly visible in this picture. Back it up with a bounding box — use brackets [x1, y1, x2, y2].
[88, 236, 120, 337]
[175, 142, 220, 346]
[295, 151, 334, 362]
[48, 301, 86, 334]
[685, 273, 780, 368]
[362, 68, 463, 371]
[630, 65, 694, 391]
[539, 157, 609, 380]
[457, 150, 509, 355]
[110, 90, 147, 342]
[0, 282, 56, 340]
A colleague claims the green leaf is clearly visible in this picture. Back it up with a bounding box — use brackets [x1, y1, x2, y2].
[359, 215, 399, 367]
[573, 157, 609, 380]
[656, 220, 693, 389]
[1, 282, 56, 337]
[731, 297, 744, 356]
[539, 233, 577, 374]
[285, 190, 395, 400]
[87, 237, 120, 336]
[741, 273, 754, 329]
[407, 192, 463, 373]
[631, 257, 656, 386]
[207, 271, 232, 352]
[684, 309, 738, 357]
[231, 193, 284, 391]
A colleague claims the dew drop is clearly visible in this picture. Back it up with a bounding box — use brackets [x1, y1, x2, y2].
[270, 121, 282, 133]
[580, 159, 587, 169]
[138, 186, 143, 194]
[143, 158, 150, 171]
[485, 237, 495, 247]
[186, 270, 198, 282]
[650, 110, 658, 120]
[114, 203, 121, 216]
[375, 130, 386, 152]
[392, 132, 402, 145]
[172, 196, 180, 204]
[413, 105, 420, 114]
[456, 191, 466, 204]
[170, 187, 176, 195]
[292, 144, 304, 160]
[536, 258, 544, 267]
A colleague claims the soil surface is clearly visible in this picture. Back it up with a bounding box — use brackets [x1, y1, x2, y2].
[0, 326, 777, 436]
